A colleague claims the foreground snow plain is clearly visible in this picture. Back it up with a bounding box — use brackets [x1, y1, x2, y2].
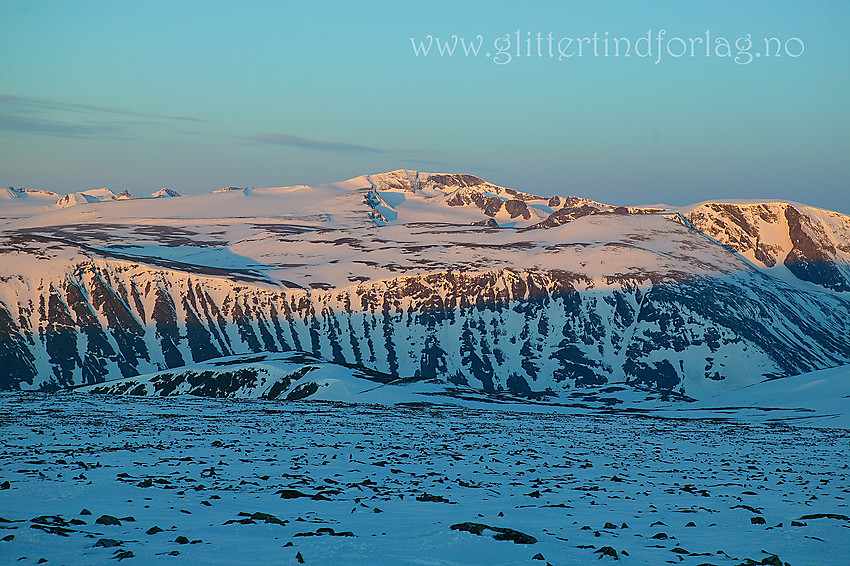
[1, 385, 848, 565]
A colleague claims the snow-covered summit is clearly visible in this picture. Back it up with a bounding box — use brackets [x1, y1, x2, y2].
[1, 186, 60, 200]
[2, 169, 849, 397]
[54, 187, 133, 208]
[683, 200, 850, 292]
[0, 187, 64, 222]
[151, 188, 181, 198]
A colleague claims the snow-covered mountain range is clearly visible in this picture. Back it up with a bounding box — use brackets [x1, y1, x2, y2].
[1, 170, 849, 397]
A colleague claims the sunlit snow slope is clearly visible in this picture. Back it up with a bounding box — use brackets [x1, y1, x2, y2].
[1, 170, 849, 397]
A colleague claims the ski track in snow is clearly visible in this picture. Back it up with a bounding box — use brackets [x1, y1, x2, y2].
[1, 394, 848, 565]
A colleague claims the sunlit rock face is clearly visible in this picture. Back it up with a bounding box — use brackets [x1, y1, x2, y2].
[2, 171, 850, 396]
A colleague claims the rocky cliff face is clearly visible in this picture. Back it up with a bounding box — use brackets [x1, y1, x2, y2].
[684, 202, 850, 292]
[2, 236, 849, 397]
[2, 172, 849, 398]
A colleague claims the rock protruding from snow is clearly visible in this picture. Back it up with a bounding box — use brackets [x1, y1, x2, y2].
[151, 188, 181, 198]
[1, 187, 60, 201]
[54, 188, 133, 208]
[685, 201, 850, 292]
[80, 351, 442, 404]
[2, 170, 850, 400]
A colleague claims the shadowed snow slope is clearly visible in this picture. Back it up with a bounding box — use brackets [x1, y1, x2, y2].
[671, 364, 850, 429]
[79, 351, 448, 405]
[1, 170, 849, 399]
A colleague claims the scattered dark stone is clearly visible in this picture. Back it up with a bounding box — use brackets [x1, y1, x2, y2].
[146, 526, 163, 535]
[113, 550, 134, 561]
[732, 504, 762, 515]
[799, 513, 850, 521]
[31, 516, 70, 527]
[94, 539, 122, 548]
[594, 546, 618, 560]
[137, 479, 153, 488]
[790, 520, 806, 527]
[80, 509, 92, 516]
[296, 551, 304, 564]
[620, 523, 628, 529]
[526, 490, 541, 498]
[211, 440, 224, 447]
[119, 517, 135, 522]
[284, 542, 293, 547]
[732, 557, 786, 566]
[416, 493, 452, 503]
[250, 512, 286, 525]
[175, 536, 189, 544]
[30, 524, 74, 536]
[686, 521, 697, 527]
[671, 547, 689, 554]
[201, 501, 211, 507]
[651, 532, 669, 540]
[751, 517, 767, 525]
[451, 522, 484, 536]
[621, 550, 629, 556]
[96, 515, 121, 526]
[38, 559, 47, 564]
[493, 529, 537, 544]
[69, 519, 86, 526]
[1, 534, 13, 542]
[0, 481, 10, 490]
[224, 518, 256, 525]
[532, 553, 545, 560]
[294, 528, 355, 537]
[603, 522, 617, 530]
[450, 522, 537, 544]
[278, 489, 309, 499]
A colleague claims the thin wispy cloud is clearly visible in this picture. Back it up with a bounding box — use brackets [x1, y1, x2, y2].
[0, 94, 207, 139]
[242, 133, 389, 154]
[241, 133, 462, 173]
[0, 95, 206, 123]
[0, 114, 120, 139]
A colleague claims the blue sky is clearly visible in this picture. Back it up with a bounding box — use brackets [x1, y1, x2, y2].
[1, 1, 848, 212]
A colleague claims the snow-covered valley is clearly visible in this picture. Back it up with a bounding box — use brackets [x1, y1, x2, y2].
[1, 392, 848, 566]
[1, 170, 850, 565]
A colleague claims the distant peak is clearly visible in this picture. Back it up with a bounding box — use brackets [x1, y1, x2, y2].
[365, 170, 422, 192]
[151, 188, 181, 198]
[1, 187, 60, 200]
[365, 170, 498, 194]
[53, 187, 133, 208]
